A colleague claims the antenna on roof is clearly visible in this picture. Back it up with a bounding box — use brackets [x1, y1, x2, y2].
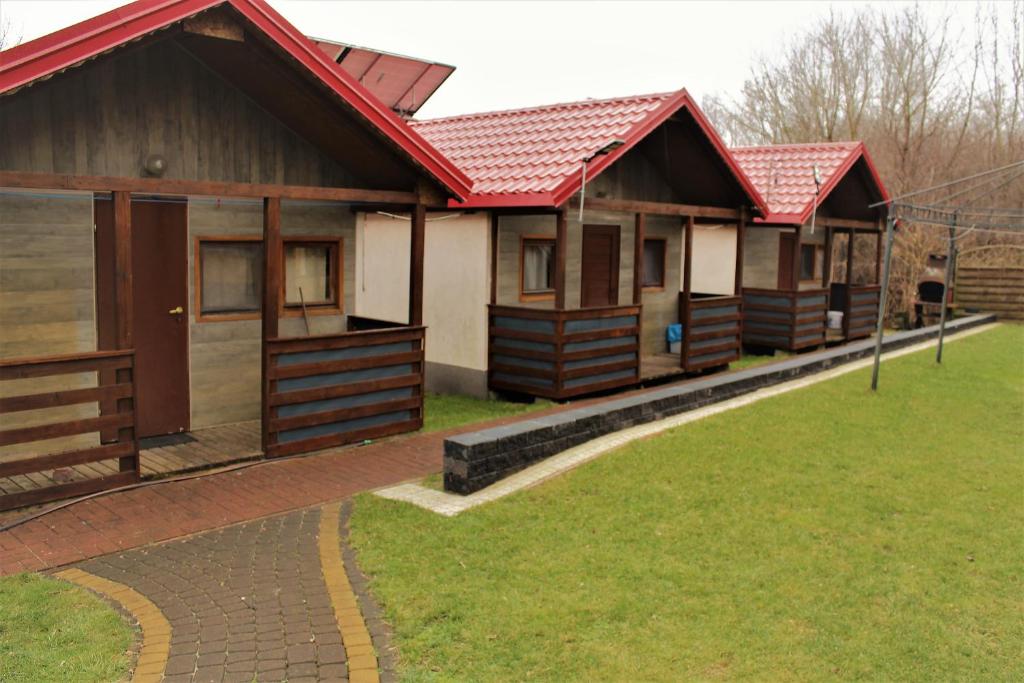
[578, 139, 627, 221]
[809, 164, 823, 235]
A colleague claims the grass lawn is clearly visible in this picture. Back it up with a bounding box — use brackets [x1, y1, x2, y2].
[0, 573, 133, 682]
[351, 324, 1024, 682]
[731, 349, 793, 370]
[422, 392, 552, 433]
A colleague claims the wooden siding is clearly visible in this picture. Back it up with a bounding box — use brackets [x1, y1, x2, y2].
[840, 284, 880, 340]
[188, 199, 355, 430]
[264, 326, 425, 457]
[488, 304, 641, 400]
[0, 350, 139, 511]
[955, 267, 1024, 321]
[0, 39, 357, 187]
[742, 287, 828, 351]
[680, 294, 742, 371]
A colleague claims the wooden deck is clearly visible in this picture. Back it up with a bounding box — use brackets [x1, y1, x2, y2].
[641, 353, 687, 382]
[0, 421, 262, 500]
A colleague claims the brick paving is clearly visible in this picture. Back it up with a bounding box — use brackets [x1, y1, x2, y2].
[76, 508, 346, 683]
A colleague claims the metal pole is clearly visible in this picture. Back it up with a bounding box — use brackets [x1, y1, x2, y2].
[936, 213, 958, 363]
[870, 213, 896, 391]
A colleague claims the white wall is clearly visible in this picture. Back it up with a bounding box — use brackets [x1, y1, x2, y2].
[687, 224, 737, 295]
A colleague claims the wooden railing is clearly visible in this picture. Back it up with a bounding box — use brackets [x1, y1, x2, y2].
[679, 293, 742, 372]
[0, 350, 139, 511]
[742, 288, 828, 351]
[841, 284, 881, 340]
[264, 326, 425, 457]
[488, 304, 641, 400]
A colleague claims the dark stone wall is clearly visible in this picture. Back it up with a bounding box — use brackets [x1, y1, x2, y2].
[444, 315, 995, 494]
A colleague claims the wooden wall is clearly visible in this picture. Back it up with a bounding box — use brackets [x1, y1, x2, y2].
[187, 199, 354, 429]
[0, 39, 357, 188]
[0, 191, 99, 458]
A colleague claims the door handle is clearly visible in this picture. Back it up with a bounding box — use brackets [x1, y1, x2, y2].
[168, 306, 184, 315]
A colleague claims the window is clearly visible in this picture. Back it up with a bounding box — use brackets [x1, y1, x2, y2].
[521, 237, 555, 298]
[642, 238, 666, 288]
[800, 244, 824, 281]
[284, 240, 340, 308]
[197, 238, 262, 319]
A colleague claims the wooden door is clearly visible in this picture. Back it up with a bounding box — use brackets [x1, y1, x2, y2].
[581, 225, 620, 307]
[131, 199, 190, 437]
[778, 232, 797, 289]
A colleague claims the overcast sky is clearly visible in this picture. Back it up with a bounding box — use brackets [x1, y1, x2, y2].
[1, 1, 1007, 119]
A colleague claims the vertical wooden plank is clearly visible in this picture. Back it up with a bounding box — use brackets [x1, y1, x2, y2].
[846, 229, 856, 285]
[554, 209, 568, 310]
[409, 203, 426, 326]
[734, 209, 746, 295]
[792, 224, 802, 290]
[261, 196, 281, 454]
[632, 213, 645, 305]
[489, 212, 499, 305]
[681, 215, 694, 370]
[112, 190, 138, 474]
[822, 225, 833, 288]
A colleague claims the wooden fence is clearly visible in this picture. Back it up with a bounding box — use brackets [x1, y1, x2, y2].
[742, 288, 828, 351]
[488, 304, 641, 400]
[955, 267, 1024, 321]
[0, 350, 139, 511]
[840, 284, 881, 341]
[264, 326, 425, 457]
[679, 294, 742, 371]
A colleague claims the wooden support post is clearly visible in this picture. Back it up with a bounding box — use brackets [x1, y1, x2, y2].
[734, 209, 746, 295]
[682, 215, 694, 369]
[112, 191, 137, 474]
[554, 209, 568, 309]
[409, 203, 426, 326]
[489, 213, 499, 305]
[792, 224, 802, 290]
[633, 213, 646, 305]
[822, 226, 833, 288]
[261, 197, 281, 454]
[846, 229, 856, 285]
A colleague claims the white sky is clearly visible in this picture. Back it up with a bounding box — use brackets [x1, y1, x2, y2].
[0, 0, 1009, 119]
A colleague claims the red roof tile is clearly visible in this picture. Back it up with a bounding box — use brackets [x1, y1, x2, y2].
[413, 90, 767, 211]
[731, 142, 887, 224]
[0, 0, 472, 199]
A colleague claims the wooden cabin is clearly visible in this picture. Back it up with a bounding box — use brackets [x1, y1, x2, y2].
[731, 143, 890, 352]
[0, 0, 472, 510]
[356, 91, 769, 400]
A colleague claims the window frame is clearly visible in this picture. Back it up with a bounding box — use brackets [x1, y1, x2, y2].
[194, 235, 263, 323]
[799, 243, 825, 282]
[519, 234, 556, 302]
[641, 237, 667, 290]
[280, 236, 344, 317]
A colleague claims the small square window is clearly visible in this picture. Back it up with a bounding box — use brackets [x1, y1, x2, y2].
[800, 244, 817, 281]
[642, 238, 666, 288]
[285, 241, 338, 307]
[198, 240, 262, 316]
[521, 238, 555, 296]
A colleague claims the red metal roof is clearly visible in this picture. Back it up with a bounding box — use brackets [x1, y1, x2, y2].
[731, 142, 889, 224]
[0, 0, 472, 200]
[310, 37, 454, 117]
[413, 90, 767, 211]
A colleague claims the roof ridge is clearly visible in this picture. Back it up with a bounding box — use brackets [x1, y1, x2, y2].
[411, 91, 678, 127]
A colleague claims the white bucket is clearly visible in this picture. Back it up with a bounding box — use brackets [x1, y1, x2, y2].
[827, 311, 844, 330]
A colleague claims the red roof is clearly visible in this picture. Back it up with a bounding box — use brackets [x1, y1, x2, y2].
[413, 90, 767, 211]
[0, 0, 472, 200]
[731, 142, 889, 224]
[310, 37, 454, 117]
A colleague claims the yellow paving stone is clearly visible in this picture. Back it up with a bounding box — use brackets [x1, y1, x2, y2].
[54, 568, 172, 683]
[318, 502, 380, 679]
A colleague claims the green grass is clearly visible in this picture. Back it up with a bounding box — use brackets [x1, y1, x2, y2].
[731, 349, 793, 370]
[351, 325, 1024, 682]
[0, 573, 133, 683]
[422, 392, 552, 433]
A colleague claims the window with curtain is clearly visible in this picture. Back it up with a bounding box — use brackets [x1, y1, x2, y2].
[199, 240, 262, 315]
[642, 238, 666, 288]
[522, 238, 555, 295]
[284, 241, 338, 306]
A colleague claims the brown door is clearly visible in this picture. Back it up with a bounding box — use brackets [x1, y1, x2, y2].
[778, 232, 797, 289]
[131, 199, 190, 437]
[581, 225, 620, 307]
